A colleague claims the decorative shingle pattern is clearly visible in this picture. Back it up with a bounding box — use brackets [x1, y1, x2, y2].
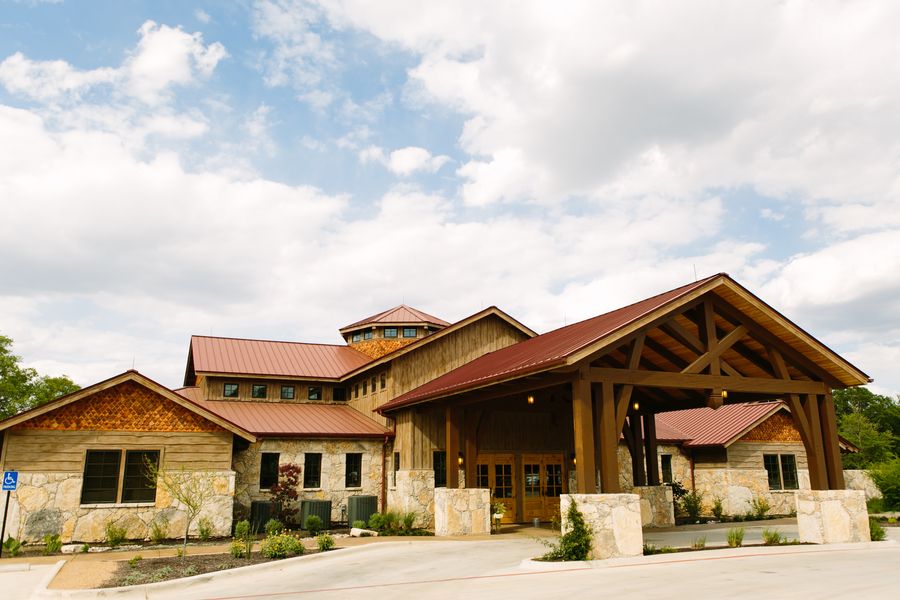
[350, 338, 418, 359]
[739, 410, 801, 442]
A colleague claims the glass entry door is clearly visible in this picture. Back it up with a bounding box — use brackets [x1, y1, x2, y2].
[522, 453, 565, 523]
[475, 453, 516, 523]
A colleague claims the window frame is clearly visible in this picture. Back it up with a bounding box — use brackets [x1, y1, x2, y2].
[81, 449, 160, 505]
[333, 387, 346, 402]
[223, 383, 239, 398]
[363, 330, 373, 340]
[122, 450, 160, 503]
[433, 450, 447, 488]
[402, 327, 417, 338]
[259, 452, 280, 490]
[251, 384, 267, 399]
[345, 453, 362, 488]
[303, 453, 322, 489]
[307, 386, 322, 401]
[660, 454, 673, 484]
[380, 372, 386, 390]
[352, 333, 361, 343]
[280, 385, 295, 400]
[384, 327, 398, 338]
[763, 453, 799, 491]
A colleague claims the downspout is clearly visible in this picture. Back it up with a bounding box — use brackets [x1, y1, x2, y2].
[380, 433, 389, 512]
[690, 453, 696, 490]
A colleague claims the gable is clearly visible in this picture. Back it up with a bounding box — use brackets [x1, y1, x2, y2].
[13, 380, 225, 433]
[739, 411, 802, 443]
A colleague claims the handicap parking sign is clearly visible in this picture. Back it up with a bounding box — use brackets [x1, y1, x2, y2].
[2, 471, 17, 491]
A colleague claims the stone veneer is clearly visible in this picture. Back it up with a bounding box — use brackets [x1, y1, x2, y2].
[560, 494, 642, 560]
[390, 469, 435, 528]
[233, 438, 383, 524]
[796, 489, 870, 544]
[843, 470, 881, 500]
[693, 468, 811, 516]
[434, 488, 491, 536]
[5, 471, 234, 544]
[632, 486, 674, 527]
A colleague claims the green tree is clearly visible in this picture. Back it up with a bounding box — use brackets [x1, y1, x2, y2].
[0, 334, 80, 419]
[834, 387, 900, 457]
[839, 412, 896, 468]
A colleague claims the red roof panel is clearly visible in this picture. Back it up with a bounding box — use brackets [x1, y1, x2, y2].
[341, 305, 450, 331]
[190, 336, 371, 379]
[655, 401, 783, 447]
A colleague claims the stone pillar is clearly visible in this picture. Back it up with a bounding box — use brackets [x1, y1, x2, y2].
[561, 493, 642, 560]
[796, 489, 870, 544]
[434, 488, 491, 536]
[392, 469, 436, 529]
[633, 485, 674, 527]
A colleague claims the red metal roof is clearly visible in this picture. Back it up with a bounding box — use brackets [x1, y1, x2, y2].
[189, 336, 372, 379]
[652, 417, 693, 443]
[340, 305, 450, 332]
[655, 401, 783, 447]
[176, 387, 390, 438]
[379, 275, 721, 412]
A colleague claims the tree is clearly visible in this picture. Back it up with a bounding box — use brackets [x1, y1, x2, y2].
[1, 334, 80, 419]
[834, 387, 900, 458]
[839, 412, 896, 469]
[146, 460, 219, 558]
[269, 463, 302, 524]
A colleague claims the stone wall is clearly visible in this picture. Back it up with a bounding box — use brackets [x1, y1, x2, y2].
[5, 470, 234, 544]
[233, 438, 383, 524]
[390, 469, 435, 528]
[560, 494, 642, 560]
[796, 489, 870, 544]
[618, 443, 691, 490]
[633, 486, 674, 527]
[434, 488, 491, 536]
[693, 468, 810, 517]
[844, 470, 881, 500]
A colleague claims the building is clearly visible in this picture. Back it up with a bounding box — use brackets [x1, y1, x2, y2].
[0, 273, 871, 542]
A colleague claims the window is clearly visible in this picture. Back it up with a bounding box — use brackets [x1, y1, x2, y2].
[224, 383, 239, 398]
[393, 452, 400, 487]
[304, 453, 322, 488]
[81, 449, 159, 504]
[384, 327, 398, 338]
[380, 372, 386, 390]
[764, 454, 799, 490]
[476, 464, 489, 488]
[352, 333, 361, 342]
[280, 385, 295, 400]
[260, 453, 279, 489]
[333, 387, 347, 402]
[362, 380, 368, 395]
[370, 377, 376, 393]
[545, 464, 563, 497]
[354, 384, 359, 399]
[661, 454, 673, 484]
[402, 327, 417, 338]
[251, 384, 267, 399]
[308, 386, 322, 401]
[345, 453, 362, 488]
[524, 463, 540, 497]
[364, 330, 373, 340]
[433, 451, 447, 488]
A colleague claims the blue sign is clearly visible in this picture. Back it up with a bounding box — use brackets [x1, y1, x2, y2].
[2, 471, 17, 491]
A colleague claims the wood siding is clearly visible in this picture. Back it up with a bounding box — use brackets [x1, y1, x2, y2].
[394, 407, 444, 469]
[1, 429, 233, 473]
[478, 409, 573, 453]
[203, 376, 344, 404]
[727, 441, 808, 470]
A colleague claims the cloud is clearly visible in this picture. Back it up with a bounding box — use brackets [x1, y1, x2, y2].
[195, 9, 211, 24]
[0, 52, 118, 102]
[359, 145, 450, 176]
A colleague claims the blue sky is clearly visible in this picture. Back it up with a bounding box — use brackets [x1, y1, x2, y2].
[1, 0, 899, 395]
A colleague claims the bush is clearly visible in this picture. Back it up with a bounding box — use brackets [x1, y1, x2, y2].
[368, 513, 385, 531]
[351, 520, 367, 529]
[681, 490, 703, 522]
[3, 536, 23, 557]
[867, 497, 886, 514]
[541, 499, 592, 561]
[316, 533, 335, 552]
[869, 459, 900, 511]
[269, 463, 303, 524]
[762, 528, 784, 546]
[229, 540, 246, 558]
[105, 521, 127, 548]
[870, 517, 887, 541]
[128, 555, 143, 568]
[150, 517, 169, 544]
[726, 527, 744, 548]
[198, 517, 213, 542]
[234, 519, 253, 557]
[260, 532, 304, 559]
[401, 512, 416, 531]
[304, 515, 323, 536]
[691, 536, 706, 550]
[43, 533, 62, 555]
[749, 496, 771, 520]
[711, 496, 724, 521]
[265, 518, 284, 536]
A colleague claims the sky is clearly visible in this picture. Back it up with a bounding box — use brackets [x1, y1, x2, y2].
[1, 0, 899, 395]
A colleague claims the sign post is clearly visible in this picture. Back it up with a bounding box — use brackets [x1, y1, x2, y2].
[1, 471, 18, 558]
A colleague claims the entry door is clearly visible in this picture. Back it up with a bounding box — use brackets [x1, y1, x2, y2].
[522, 453, 565, 523]
[475, 453, 516, 523]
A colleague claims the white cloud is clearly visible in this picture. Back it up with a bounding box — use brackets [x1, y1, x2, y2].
[0, 52, 118, 102]
[359, 145, 450, 176]
[195, 9, 212, 24]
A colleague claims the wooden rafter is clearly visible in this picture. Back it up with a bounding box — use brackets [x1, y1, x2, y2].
[615, 334, 644, 434]
[681, 324, 748, 374]
[589, 366, 827, 395]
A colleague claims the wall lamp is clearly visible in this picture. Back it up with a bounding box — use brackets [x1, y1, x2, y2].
[527, 394, 535, 405]
[458, 453, 464, 466]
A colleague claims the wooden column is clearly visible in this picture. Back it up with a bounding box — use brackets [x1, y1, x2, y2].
[630, 413, 646, 486]
[445, 405, 460, 489]
[599, 380, 621, 493]
[463, 408, 479, 488]
[643, 412, 660, 486]
[802, 394, 829, 490]
[819, 391, 846, 489]
[572, 369, 597, 493]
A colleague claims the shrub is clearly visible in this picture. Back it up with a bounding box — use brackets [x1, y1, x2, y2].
[367, 513, 385, 531]
[197, 517, 213, 542]
[870, 517, 887, 541]
[105, 521, 127, 548]
[541, 499, 592, 561]
[175, 547, 184, 558]
[260, 532, 303, 559]
[667, 480, 688, 503]
[869, 459, 900, 510]
[304, 515, 323, 536]
[265, 518, 284, 536]
[183, 565, 198, 577]
[762, 528, 784, 546]
[867, 497, 886, 514]
[3, 536, 23, 557]
[351, 520, 367, 529]
[128, 555, 143, 568]
[749, 496, 771, 520]
[80, 543, 90, 553]
[150, 517, 169, 544]
[681, 490, 703, 522]
[711, 496, 724, 521]
[234, 519, 253, 557]
[269, 463, 303, 524]
[726, 527, 744, 548]
[43, 533, 62, 555]
[691, 536, 706, 550]
[229, 540, 246, 558]
[401, 511, 416, 531]
[381, 511, 401, 533]
[643, 543, 658, 555]
[316, 533, 335, 552]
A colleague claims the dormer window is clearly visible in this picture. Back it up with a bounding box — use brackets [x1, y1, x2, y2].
[384, 328, 398, 338]
[403, 327, 417, 338]
[224, 383, 239, 398]
[364, 330, 373, 340]
[352, 333, 361, 342]
[252, 384, 267, 399]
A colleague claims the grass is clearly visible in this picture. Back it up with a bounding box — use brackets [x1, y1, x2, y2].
[726, 527, 744, 548]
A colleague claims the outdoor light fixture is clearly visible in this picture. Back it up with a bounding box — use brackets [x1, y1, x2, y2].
[632, 400, 640, 411]
[722, 390, 728, 399]
[458, 453, 464, 466]
[570, 453, 577, 466]
[527, 394, 535, 404]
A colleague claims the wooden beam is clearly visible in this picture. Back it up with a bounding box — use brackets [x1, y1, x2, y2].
[455, 374, 572, 405]
[463, 408, 479, 489]
[720, 359, 744, 378]
[599, 380, 620, 493]
[572, 368, 596, 493]
[803, 394, 829, 490]
[661, 320, 705, 355]
[681, 324, 748, 374]
[643, 336, 689, 370]
[703, 299, 720, 376]
[615, 334, 644, 433]
[630, 414, 646, 486]
[786, 394, 812, 446]
[445, 406, 461, 489]
[643, 412, 660, 485]
[589, 367, 827, 395]
[819, 390, 846, 489]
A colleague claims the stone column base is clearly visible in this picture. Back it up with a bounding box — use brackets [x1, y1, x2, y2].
[561, 493, 642, 559]
[391, 469, 435, 529]
[796, 489, 870, 544]
[633, 485, 675, 527]
[434, 488, 491, 536]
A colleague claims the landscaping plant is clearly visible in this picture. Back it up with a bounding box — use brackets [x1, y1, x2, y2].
[351, 520, 367, 529]
[269, 463, 303, 524]
[43, 533, 62, 555]
[869, 459, 900, 511]
[316, 533, 335, 552]
[681, 490, 704, 522]
[541, 499, 592, 561]
[150, 516, 169, 544]
[762, 528, 784, 546]
[303, 514, 324, 536]
[691, 536, 706, 550]
[234, 519, 253, 558]
[105, 521, 127, 547]
[749, 495, 771, 520]
[3, 536, 23, 557]
[145, 460, 220, 557]
[711, 496, 724, 521]
[260, 532, 303, 559]
[265, 518, 283, 536]
[726, 527, 744, 548]
[198, 517, 213, 542]
[870, 517, 887, 541]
